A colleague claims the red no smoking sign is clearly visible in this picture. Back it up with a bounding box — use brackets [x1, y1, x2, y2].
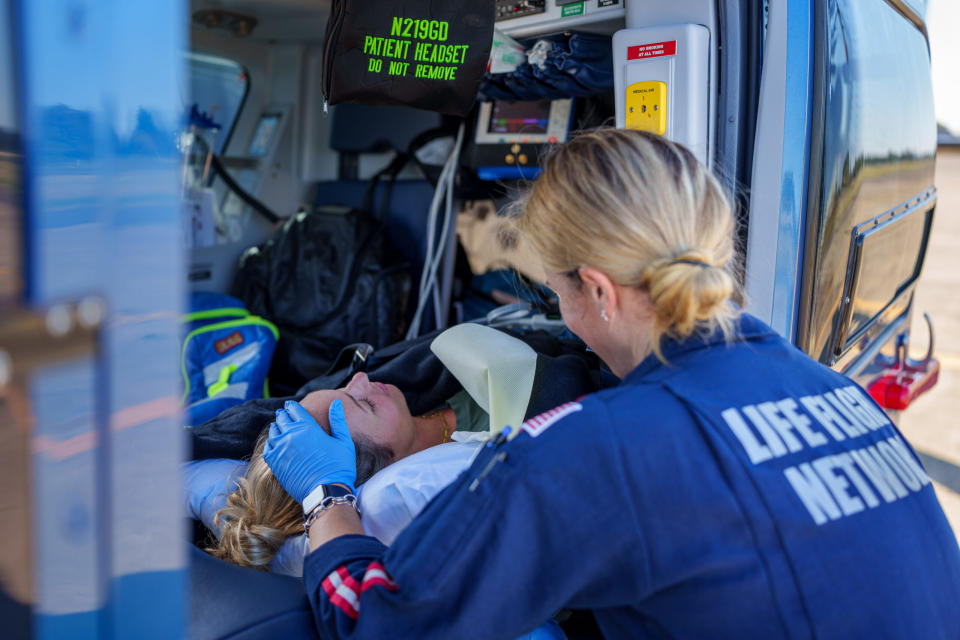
[627, 40, 677, 60]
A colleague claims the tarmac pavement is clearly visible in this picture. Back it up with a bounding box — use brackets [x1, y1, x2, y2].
[898, 147, 960, 538]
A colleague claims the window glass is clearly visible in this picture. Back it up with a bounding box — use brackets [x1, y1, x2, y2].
[0, 0, 22, 303]
[802, 0, 935, 361]
[184, 52, 249, 155]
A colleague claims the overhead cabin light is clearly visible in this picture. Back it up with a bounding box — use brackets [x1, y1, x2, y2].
[192, 9, 259, 38]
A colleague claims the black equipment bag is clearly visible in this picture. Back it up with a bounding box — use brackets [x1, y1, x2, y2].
[231, 161, 411, 396]
[322, 0, 495, 116]
[190, 328, 617, 461]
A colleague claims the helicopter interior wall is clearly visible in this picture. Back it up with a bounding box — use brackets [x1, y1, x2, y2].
[187, 29, 304, 292]
[188, 0, 331, 43]
[187, 20, 434, 293]
[184, 0, 734, 321]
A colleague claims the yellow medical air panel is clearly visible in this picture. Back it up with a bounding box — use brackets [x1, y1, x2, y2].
[613, 24, 710, 165]
[625, 81, 667, 135]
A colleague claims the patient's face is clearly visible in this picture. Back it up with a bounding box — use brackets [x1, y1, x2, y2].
[299, 372, 416, 458]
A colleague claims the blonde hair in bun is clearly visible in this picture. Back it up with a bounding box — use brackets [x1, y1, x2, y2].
[517, 128, 741, 361]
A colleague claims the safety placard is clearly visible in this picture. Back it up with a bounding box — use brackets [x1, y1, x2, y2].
[362, 19, 472, 81]
[322, 0, 494, 116]
[627, 40, 677, 60]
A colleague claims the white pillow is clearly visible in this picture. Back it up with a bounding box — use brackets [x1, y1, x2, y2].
[358, 439, 483, 545]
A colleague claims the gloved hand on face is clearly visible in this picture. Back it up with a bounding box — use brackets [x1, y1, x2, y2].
[263, 399, 358, 503]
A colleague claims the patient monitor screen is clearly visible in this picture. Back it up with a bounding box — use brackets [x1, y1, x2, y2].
[487, 100, 552, 135]
[474, 98, 573, 146]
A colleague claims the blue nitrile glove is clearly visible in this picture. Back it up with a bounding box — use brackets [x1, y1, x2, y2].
[263, 399, 357, 505]
[182, 459, 248, 534]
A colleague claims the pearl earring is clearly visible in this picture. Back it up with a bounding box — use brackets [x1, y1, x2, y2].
[601, 308, 609, 322]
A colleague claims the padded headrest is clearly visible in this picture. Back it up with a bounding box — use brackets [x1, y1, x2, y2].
[188, 545, 318, 640]
[329, 103, 444, 154]
[312, 179, 437, 278]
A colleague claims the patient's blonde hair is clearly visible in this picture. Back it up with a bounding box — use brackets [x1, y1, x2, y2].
[208, 432, 303, 570]
[517, 128, 740, 359]
[209, 429, 393, 570]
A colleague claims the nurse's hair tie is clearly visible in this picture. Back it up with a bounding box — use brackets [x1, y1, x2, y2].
[670, 258, 711, 268]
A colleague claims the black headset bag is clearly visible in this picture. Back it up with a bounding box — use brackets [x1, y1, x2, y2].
[322, 0, 495, 116]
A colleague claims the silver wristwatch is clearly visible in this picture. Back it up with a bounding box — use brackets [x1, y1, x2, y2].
[303, 493, 360, 531]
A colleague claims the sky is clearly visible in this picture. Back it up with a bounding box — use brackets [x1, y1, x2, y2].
[929, 0, 960, 133]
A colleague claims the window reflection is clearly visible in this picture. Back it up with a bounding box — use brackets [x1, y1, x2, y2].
[184, 52, 250, 155]
[0, 0, 22, 304]
[803, 0, 936, 363]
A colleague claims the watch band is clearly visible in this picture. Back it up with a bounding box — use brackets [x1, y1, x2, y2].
[303, 494, 360, 532]
[302, 483, 354, 515]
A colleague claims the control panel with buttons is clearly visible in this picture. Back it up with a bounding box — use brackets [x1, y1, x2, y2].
[468, 98, 574, 181]
[495, 0, 546, 21]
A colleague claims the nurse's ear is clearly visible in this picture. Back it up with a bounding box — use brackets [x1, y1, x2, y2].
[578, 266, 619, 322]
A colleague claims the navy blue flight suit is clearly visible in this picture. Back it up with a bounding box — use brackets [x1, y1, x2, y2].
[303, 313, 960, 639]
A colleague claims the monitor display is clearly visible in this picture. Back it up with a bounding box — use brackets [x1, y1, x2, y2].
[487, 100, 552, 135]
[473, 98, 572, 147]
[248, 113, 281, 156]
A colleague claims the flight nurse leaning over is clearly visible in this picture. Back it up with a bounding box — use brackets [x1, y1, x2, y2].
[264, 128, 960, 639]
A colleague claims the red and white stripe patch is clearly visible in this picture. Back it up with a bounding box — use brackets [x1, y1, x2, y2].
[360, 561, 398, 594]
[322, 562, 398, 619]
[521, 402, 583, 438]
[322, 566, 361, 619]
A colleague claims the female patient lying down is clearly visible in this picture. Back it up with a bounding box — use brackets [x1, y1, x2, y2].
[187, 322, 593, 640]
[190, 370, 490, 573]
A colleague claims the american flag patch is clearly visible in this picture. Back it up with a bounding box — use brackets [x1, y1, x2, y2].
[521, 402, 583, 437]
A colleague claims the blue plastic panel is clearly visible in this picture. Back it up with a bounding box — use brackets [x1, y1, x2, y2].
[476, 166, 543, 181]
[16, 0, 187, 637]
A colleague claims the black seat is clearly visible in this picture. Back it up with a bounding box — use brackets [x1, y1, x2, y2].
[315, 103, 454, 334]
[313, 178, 438, 281]
[327, 103, 444, 155]
[188, 545, 318, 640]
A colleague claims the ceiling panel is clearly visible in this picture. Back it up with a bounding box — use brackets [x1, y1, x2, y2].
[190, 0, 331, 42]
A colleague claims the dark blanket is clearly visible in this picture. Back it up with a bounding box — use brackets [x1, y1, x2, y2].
[189, 328, 617, 460]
